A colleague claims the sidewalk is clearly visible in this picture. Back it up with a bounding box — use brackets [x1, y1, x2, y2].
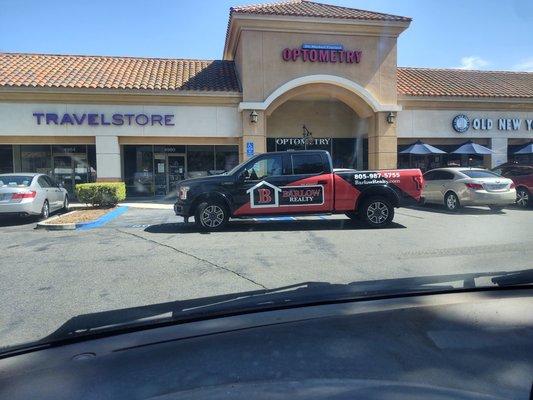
[71, 197, 175, 210]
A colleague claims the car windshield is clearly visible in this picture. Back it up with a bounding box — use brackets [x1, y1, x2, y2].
[0, 0, 532, 366]
[0, 175, 32, 187]
[461, 170, 502, 178]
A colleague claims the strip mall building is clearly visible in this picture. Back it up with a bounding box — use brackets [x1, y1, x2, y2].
[1, 0, 532, 197]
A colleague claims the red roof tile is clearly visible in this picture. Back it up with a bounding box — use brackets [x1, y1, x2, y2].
[0, 53, 241, 92]
[230, 0, 411, 22]
[397, 67, 533, 98]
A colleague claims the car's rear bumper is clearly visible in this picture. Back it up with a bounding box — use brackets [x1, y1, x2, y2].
[0, 201, 41, 216]
[459, 189, 516, 206]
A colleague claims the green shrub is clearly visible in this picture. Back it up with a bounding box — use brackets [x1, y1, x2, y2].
[75, 182, 126, 207]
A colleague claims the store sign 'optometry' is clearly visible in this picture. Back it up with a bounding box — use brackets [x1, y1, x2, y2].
[282, 43, 362, 64]
[33, 112, 175, 126]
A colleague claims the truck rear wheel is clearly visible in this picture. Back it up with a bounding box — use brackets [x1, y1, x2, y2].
[359, 196, 394, 228]
[195, 200, 229, 232]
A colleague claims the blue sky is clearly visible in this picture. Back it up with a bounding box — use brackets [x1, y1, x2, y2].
[0, 0, 532, 71]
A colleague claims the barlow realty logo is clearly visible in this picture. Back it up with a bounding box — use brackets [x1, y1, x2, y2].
[282, 43, 362, 64]
[452, 114, 533, 133]
[247, 181, 325, 208]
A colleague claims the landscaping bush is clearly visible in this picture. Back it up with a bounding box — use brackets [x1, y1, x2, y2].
[75, 182, 126, 207]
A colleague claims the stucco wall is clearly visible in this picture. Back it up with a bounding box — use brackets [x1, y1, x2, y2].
[397, 109, 533, 139]
[267, 100, 369, 139]
[237, 30, 398, 106]
[0, 102, 242, 138]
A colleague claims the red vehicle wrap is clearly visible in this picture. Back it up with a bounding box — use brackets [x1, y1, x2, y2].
[174, 150, 423, 230]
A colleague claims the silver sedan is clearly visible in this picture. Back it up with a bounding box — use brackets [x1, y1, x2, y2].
[422, 168, 516, 211]
[0, 173, 69, 219]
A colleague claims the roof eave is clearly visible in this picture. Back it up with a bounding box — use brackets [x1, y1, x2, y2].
[224, 12, 411, 60]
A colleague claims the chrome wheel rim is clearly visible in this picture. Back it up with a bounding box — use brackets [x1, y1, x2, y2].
[367, 201, 389, 224]
[517, 190, 529, 207]
[201, 205, 225, 228]
[446, 195, 457, 210]
[42, 202, 49, 219]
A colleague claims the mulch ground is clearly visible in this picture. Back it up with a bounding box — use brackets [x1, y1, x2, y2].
[46, 207, 114, 224]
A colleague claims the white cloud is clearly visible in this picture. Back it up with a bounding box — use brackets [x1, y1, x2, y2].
[457, 56, 490, 70]
[513, 57, 533, 72]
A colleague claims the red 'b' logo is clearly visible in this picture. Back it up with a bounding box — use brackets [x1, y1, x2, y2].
[258, 188, 272, 203]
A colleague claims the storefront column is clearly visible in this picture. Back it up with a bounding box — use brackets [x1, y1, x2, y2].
[489, 137, 508, 168]
[368, 112, 397, 170]
[95, 136, 122, 182]
[240, 110, 266, 162]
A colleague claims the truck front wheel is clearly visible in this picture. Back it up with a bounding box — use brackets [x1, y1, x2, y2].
[359, 196, 394, 228]
[195, 200, 229, 232]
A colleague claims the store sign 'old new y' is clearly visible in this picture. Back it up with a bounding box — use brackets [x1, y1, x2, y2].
[452, 114, 533, 133]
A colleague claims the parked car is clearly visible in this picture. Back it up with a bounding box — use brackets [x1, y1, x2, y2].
[0, 173, 69, 219]
[174, 150, 423, 231]
[492, 163, 533, 208]
[421, 168, 515, 212]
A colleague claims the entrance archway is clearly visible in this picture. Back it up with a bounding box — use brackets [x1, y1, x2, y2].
[239, 75, 400, 169]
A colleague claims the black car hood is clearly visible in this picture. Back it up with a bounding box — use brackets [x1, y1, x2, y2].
[178, 174, 230, 186]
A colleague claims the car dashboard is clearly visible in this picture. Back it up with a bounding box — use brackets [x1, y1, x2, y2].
[0, 288, 532, 400]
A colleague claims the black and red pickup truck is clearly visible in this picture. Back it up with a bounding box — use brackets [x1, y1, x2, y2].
[174, 150, 423, 231]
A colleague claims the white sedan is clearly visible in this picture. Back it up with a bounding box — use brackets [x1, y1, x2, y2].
[422, 168, 516, 211]
[0, 173, 69, 219]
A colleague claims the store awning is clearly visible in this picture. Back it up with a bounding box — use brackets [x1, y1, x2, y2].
[399, 140, 447, 155]
[451, 140, 494, 155]
[514, 142, 533, 155]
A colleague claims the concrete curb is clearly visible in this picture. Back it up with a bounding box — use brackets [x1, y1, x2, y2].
[36, 207, 129, 231]
[36, 211, 78, 230]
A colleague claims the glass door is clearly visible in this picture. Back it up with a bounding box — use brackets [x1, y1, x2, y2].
[53, 155, 75, 194]
[167, 155, 186, 195]
[52, 153, 89, 196]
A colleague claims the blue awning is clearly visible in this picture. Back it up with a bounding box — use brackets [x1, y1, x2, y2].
[399, 140, 447, 155]
[514, 142, 533, 155]
[451, 140, 494, 155]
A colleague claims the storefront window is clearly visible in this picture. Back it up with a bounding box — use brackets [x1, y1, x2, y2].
[267, 138, 367, 170]
[124, 145, 155, 197]
[398, 144, 485, 172]
[215, 145, 239, 173]
[187, 145, 215, 178]
[0, 145, 13, 173]
[19, 145, 52, 175]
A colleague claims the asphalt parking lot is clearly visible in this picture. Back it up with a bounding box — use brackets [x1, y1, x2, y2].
[0, 204, 532, 349]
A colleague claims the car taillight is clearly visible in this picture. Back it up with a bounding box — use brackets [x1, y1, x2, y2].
[465, 183, 483, 190]
[11, 191, 37, 199]
[510, 182, 516, 189]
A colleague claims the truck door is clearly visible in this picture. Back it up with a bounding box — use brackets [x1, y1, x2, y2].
[286, 152, 333, 212]
[232, 154, 291, 216]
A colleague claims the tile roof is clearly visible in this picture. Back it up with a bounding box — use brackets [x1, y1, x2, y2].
[230, 0, 411, 22]
[397, 67, 533, 99]
[0, 53, 241, 92]
[1, 53, 532, 100]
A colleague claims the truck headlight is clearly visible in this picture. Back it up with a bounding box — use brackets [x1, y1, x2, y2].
[179, 186, 190, 200]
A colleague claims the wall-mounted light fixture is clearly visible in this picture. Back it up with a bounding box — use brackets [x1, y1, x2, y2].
[250, 110, 258, 124]
[386, 112, 396, 124]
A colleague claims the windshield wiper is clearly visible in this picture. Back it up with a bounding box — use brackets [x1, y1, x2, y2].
[3, 269, 532, 356]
